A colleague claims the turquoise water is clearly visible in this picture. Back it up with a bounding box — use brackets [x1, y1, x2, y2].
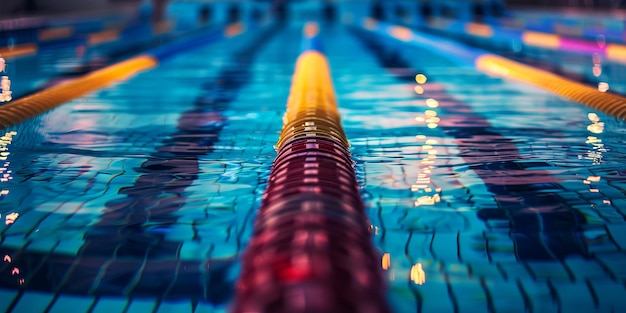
[1, 17, 626, 313]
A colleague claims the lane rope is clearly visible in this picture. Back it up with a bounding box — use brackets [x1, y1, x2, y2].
[0, 22, 262, 130]
[359, 19, 626, 121]
[232, 22, 390, 313]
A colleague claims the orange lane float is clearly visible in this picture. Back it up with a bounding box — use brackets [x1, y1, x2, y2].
[232, 23, 390, 313]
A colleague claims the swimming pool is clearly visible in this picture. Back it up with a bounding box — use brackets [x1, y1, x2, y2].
[1, 3, 626, 313]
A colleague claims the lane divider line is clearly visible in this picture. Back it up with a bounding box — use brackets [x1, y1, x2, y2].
[475, 54, 626, 119]
[423, 16, 626, 62]
[2, 18, 180, 60]
[0, 44, 38, 59]
[232, 22, 391, 313]
[0, 55, 157, 129]
[358, 18, 626, 121]
[0, 22, 263, 130]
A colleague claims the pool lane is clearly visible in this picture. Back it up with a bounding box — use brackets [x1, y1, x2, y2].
[350, 27, 589, 260]
[333, 22, 626, 313]
[0, 21, 258, 130]
[75, 23, 280, 301]
[0, 23, 299, 311]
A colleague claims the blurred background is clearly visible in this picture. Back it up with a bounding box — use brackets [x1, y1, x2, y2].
[1, 0, 626, 17]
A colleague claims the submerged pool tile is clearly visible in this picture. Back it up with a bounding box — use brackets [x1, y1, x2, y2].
[526, 261, 571, 281]
[563, 257, 608, 280]
[156, 300, 193, 313]
[486, 235, 517, 263]
[0, 234, 27, 250]
[210, 242, 238, 259]
[583, 229, 620, 254]
[387, 281, 418, 313]
[0, 289, 18, 313]
[517, 280, 558, 313]
[26, 238, 58, 253]
[606, 224, 626, 250]
[458, 233, 488, 262]
[449, 280, 489, 313]
[93, 259, 142, 295]
[179, 241, 212, 261]
[469, 262, 505, 280]
[483, 279, 525, 313]
[57, 256, 108, 294]
[612, 199, 626, 216]
[497, 262, 533, 281]
[595, 252, 626, 279]
[193, 301, 217, 313]
[590, 280, 626, 312]
[406, 232, 435, 260]
[47, 294, 94, 313]
[552, 282, 596, 313]
[131, 260, 177, 295]
[90, 296, 129, 313]
[31, 213, 74, 236]
[168, 261, 206, 299]
[417, 280, 455, 313]
[595, 207, 625, 225]
[11, 291, 55, 313]
[2, 210, 49, 237]
[126, 298, 157, 313]
[162, 225, 195, 242]
[52, 238, 85, 255]
[431, 232, 460, 262]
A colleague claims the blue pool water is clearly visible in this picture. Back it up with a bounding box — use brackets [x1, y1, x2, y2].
[2, 10, 626, 313]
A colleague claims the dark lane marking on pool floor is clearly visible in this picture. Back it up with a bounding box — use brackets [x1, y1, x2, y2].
[350, 26, 588, 261]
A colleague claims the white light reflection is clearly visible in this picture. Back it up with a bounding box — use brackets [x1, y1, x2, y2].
[587, 113, 604, 134]
[580, 113, 609, 198]
[581, 113, 607, 166]
[412, 74, 443, 207]
[0, 58, 11, 102]
[5, 212, 18, 225]
[415, 74, 427, 84]
[410, 263, 426, 285]
[592, 53, 602, 77]
[1, 131, 17, 227]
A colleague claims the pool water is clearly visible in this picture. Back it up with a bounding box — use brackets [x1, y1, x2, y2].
[1, 11, 626, 313]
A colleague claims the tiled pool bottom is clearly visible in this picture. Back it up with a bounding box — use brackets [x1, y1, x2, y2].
[0, 25, 300, 312]
[1, 22, 626, 313]
[325, 26, 626, 313]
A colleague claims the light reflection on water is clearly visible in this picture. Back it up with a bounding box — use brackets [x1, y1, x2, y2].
[336, 24, 626, 312]
[0, 19, 625, 312]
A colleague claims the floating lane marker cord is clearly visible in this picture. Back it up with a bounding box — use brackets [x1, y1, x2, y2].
[359, 18, 626, 121]
[0, 22, 259, 130]
[38, 26, 75, 41]
[0, 44, 38, 59]
[232, 22, 391, 313]
[2, 18, 179, 60]
[474, 54, 626, 119]
[424, 17, 626, 63]
[0, 55, 157, 129]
